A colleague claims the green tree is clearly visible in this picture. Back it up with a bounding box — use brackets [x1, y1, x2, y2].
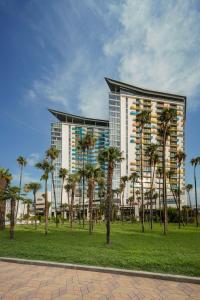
[120, 176, 129, 223]
[59, 168, 68, 223]
[3, 186, 21, 239]
[84, 164, 102, 234]
[129, 172, 139, 223]
[175, 150, 186, 229]
[136, 110, 150, 232]
[158, 108, 176, 235]
[145, 143, 159, 229]
[67, 173, 80, 228]
[186, 184, 193, 208]
[191, 157, 200, 227]
[46, 146, 59, 225]
[156, 166, 163, 223]
[26, 183, 41, 230]
[77, 132, 96, 228]
[0, 168, 12, 229]
[16, 156, 27, 220]
[98, 147, 124, 244]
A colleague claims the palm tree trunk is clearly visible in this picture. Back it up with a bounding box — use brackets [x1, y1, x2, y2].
[10, 198, 16, 240]
[178, 163, 181, 229]
[34, 191, 37, 230]
[140, 127, 144, 232]
[194, 166, 198, 227]
[159, 177, 162, 224]
[61, 178, 64, 224]
[16, 166, 23, 222]
[82, 151, 85, 228]
[45, 180, 48, 235]
[70, 189, 75, 228]
[163, 129, 168, 235]
[51, 171, 58, 227]
[88, 181, 94, 235]
[106, 164, 114, 244]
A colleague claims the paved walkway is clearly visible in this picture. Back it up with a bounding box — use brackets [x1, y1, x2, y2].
[0, 262, 199, 300]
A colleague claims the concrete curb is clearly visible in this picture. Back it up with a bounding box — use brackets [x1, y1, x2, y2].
[0, 257, 200, 285]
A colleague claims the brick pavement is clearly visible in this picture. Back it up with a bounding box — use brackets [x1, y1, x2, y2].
[0, 261, 199, 299]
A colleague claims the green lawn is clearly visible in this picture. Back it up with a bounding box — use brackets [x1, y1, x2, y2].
[0, 222, 199, 277]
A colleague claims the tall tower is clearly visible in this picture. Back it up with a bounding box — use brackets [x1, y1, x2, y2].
[105, 78, 186, 209]
[49, 109, 109, 213]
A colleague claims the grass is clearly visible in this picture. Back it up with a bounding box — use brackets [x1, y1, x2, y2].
[0, 221, 199, 277]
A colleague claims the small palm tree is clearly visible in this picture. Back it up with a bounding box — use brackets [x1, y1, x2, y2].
[0, 168, 12, 229]
[191, 157, 200, 227]
[129, 172, 139, 223]
[145, 143, 159, 229]
[77, 132, 96, 228]
[98, 147, 124, 244]
[186, 184, 193, 208]
[3, 186, 21, 239]
[46, 146, 59, 225]
[175, 150, 186, 229]
[16, 156, 27, 220]
[24, 181, 41, 229]
[156, 166, 162, 223]
[158, 108, 176, 235]
[67, 173, 80, 228]
[136, 110, 150, 232]
[84, 164, 102, 234]
[23, 198, 32, 223]
[120, 176, 128, 223]
[59, 168, 68, 223]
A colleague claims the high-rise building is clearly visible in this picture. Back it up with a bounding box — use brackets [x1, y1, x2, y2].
[105, 78, 187, 209]
[49, 109, 109, 212]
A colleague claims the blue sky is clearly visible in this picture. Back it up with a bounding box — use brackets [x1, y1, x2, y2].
[0, 0, 200, 202]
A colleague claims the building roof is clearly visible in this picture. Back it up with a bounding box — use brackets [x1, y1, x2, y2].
[48, 109, 109, 127]
[105, 77, 186, 104]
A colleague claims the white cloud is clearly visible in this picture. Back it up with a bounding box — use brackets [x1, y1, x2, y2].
[104, 0, 200, 109]
[27, 153, 41, 167]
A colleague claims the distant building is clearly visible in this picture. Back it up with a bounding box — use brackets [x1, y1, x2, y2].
[35, 191, 51, 216]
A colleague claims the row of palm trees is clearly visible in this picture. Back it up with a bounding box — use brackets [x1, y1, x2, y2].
[0, 107, 200, 241]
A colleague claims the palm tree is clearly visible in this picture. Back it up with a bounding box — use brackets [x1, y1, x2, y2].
[136, 110, 150, 232]
[59, 168, 68, 223]
[98, 147, 124, 244]
[64, 183, 71, 221]
[175, 150, 186, 229]
[120, 176, 128, 223]
[16, 156, 27, 220]
[24, 182, 41, 229]
[145, 143, 159, 229]
[3, 186, 20, 239]
[84, 164, 102, 234]
[23, 198, 32, 223]
[156, 166, 163, 223]
[67, 173, 80, 228]
[46, 146, 59, 225]
[186, 184, 193, 208]
[0, 168, 12, 229]
[158, 108, 176, 235]
[77, 132, 96, 228]
[129, 172, 139, 222]
[191, 157, 200, 227]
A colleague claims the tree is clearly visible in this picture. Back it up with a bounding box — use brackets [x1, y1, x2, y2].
[23, 198, 32, 223]
[46, 146, 59, 225]
[186, 184, 193, 208]
[136, 110, 150, 232]
[84, 164, 102, 234]
[158, 108, 176, 235]
[59, 168, 68, 223]
[0, 168, 12, 229]
[64, 183, 71, 221]
[145, 144, 159, 229]
[77, 132, 96, 228]
[16, 156, 27, 220]
[156, 166, 163, 223]
[191, 157, 200, 227]
[175, 150, 186, 229]
[98, 147, 124, 244]
[120, 176, 128, 223]
[24, 182, 41, 230]
[67, 173, 80, 228]
[3, 186, 20, 239]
